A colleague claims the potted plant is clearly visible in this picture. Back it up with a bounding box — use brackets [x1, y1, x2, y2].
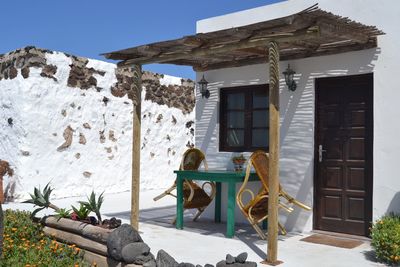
[22, 183, 143, 265]
[232, 154, 246, 172]
[23, 183, 120, 229]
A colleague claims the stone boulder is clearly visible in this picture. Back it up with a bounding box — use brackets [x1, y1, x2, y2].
[106, 224, 143, 261]
[121, 242, 154, 265]
[216, 252, 256, 267]
[156, 249, 179, 267]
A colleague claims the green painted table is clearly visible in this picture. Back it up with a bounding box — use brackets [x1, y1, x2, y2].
[173, 170, 260, 238]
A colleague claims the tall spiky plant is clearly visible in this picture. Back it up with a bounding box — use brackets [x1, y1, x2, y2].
[23, 182, 60, 218]
[79, 191, 104, 225]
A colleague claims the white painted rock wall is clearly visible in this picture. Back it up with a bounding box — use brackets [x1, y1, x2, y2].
[0, 48, 194, 200]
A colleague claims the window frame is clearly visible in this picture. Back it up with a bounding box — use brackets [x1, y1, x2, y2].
[219, 84, 269, 152]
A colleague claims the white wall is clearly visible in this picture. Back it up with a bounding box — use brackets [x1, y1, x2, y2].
[195, 0, 400, 232]
[0, 52, 133, 199]
[0, 50, 194, 200]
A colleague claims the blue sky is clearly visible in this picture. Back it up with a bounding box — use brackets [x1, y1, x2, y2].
[2, 0, 282, 79]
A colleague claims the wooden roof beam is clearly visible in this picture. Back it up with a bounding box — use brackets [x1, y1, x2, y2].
[193, 57, 267, 71]
[289, 40, 320, 50]
[136, 45, 162, 56]
[193, 38, 377, 71]
[180, 36, 204, 47]
[117, 26, 320, 67]
[237, 47, 268, 55]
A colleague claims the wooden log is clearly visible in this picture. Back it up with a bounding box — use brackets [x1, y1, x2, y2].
[265, 41, 282, 266]
[83, 249, 141, 267]
[42, 216, 112, 244]
[43, 226, 108, 256]
[130, 64, 142, 230]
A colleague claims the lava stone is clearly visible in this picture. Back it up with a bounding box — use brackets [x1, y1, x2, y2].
[235, 252, 248, 263]
[156, 249, 179, 267]
[226, 254, 235, 264]
[106, 224, 143, 261]
[121, 242, 150, 263]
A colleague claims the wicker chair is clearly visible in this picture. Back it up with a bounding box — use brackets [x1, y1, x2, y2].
[236, 150, 311, 239]
[153, 148, 216, 222]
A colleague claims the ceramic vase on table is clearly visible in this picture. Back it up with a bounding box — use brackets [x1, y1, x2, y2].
[233, 160, 245, 172]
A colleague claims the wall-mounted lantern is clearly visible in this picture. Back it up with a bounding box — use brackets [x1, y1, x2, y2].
[197, 75, 210, 98]
[282, 64, 297, 91]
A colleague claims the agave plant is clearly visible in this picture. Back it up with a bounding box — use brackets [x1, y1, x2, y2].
[79, 191, 104, 225]
[54, 208, 71, 221]
[71, 203, 90, 221]
[23, 182, 60, 218]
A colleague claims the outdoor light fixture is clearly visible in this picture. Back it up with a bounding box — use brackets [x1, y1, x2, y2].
[282, 64, 297, 91]
[198, 75, 210, 99]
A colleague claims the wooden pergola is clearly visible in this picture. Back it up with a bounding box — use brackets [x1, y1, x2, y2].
[103, 4, 383, 265]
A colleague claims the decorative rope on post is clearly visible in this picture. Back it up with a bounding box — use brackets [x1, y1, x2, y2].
[265, 41, 282, 265]
[130, 64, 142, 230]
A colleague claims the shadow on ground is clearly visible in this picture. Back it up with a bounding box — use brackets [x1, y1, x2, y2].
[362, 250, 379, 263]
[106, 205, 300, 260]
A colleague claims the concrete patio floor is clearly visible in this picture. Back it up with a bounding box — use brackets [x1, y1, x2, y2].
[4, 189, 385, 267]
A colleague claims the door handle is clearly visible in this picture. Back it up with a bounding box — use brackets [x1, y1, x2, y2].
[318, 145, 327, 162]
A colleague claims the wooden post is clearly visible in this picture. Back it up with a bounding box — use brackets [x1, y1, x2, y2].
[0, 175, 3, 204]
[265, 41, 282, 265]
[0, 160, 13, 204]
[130, 64, 142, 230]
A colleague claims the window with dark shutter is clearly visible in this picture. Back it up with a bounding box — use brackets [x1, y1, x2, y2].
[220, 84, 269, 152]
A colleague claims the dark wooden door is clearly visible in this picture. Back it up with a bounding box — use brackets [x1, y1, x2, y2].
[315, 74, 373, 236]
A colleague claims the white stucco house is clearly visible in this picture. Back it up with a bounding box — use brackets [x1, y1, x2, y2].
[105, 0, 399, 238]
[194, 0, 399, 236]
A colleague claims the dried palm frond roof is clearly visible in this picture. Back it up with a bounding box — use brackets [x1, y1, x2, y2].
[103, 4, 384, 71]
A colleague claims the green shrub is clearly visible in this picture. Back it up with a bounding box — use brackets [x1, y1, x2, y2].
[371, 213, 400, 265]
[0, 209, 89, 267]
